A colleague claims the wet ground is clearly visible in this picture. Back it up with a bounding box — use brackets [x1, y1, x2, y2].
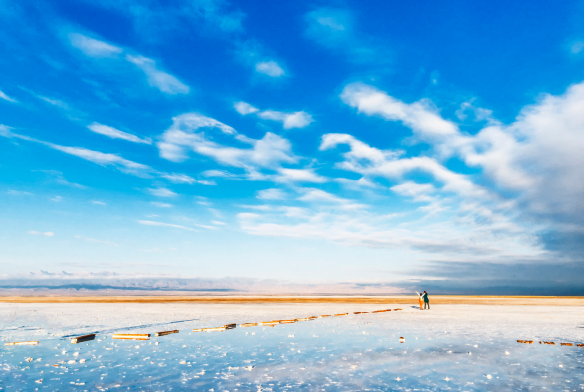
[1, 303, 583, 391]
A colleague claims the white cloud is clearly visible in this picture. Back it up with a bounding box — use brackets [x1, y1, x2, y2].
[274, 168, 327, 183]
[28, 231, 54, 237]
[236, 202, 541, 259]
[233, 101, 314, 130]
[197, 179, 216, 186]
[455, 101, 499, 125]
[126, 55, 190, 95]
[75, 235, 118, 246]
[390, 182, 436, 202]
[92, 200, 106, 205]
[257, 188, 286, 200]
[234, 101, 259, 115]
[481, 82, 584, 223]
[50, 144, 153, 177]
[255, 61, 285, 77]
[257, 110, 314, 129]
[36, 95, 70, 110]
[335, 79, 584, 258]
[68, 31, 189, 96]
[157, 113, 297, 171]
[201, 170, 237, 178]
[84, 0, 244, 39]
[50, 196, 63, 202]
[304, 7, 384, 64]
[320, 133, 488, 199]
[235, 39, 288, 79]
[159, 173, 196, 184]
[68, 33, 123, 58]
[305, 8, 352, 46]
[298, 188, 366, 210]
[0, 90, 18, 103]
[87, 122, 152, 144]
[570, 40, 584, 54]
[341, 82, 458, 139]
[39, 170, 86, 189]
[137, 220, 196, 231]
[151, 202, 173, 208]
[7, 189, 33, 196]
[1, 128, 154, 177]
[147, 187, 177, 197]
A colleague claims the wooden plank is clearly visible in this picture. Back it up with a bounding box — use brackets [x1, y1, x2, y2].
[112, 334, 150, 340]
[240, 323, 257, 327]
[334, 313, 348, 316]
[5, 341, 39, 346]
[154, 330, 179, 337]
[193, 327, 226, 332]
[70, 334, 96, 344]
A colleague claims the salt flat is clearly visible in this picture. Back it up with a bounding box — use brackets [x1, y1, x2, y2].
[1, 302, 583, 390]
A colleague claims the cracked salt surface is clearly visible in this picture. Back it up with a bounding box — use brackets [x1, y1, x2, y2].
[0, 303, 583, 390]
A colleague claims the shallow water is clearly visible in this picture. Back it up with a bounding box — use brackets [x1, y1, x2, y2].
[1, 310, 583, 391]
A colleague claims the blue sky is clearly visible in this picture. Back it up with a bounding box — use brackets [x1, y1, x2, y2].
[1, 0, 584, 293]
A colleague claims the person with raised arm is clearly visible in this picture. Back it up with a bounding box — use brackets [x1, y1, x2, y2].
[415, 291, 424, 310]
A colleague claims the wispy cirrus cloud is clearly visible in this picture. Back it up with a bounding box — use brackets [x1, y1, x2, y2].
[68, 32, 123, 58]
[150, 201, 173, 208]
[67, 32, 190, 95]
[75, 235, 118, 246]
[7, 189, 33, 196]
[0, 89, 18, 103]
[37, 170, 86, 189]
[87, 122, 152, 144]
[125, 55, 190, 95]
[78, 0, 245, 39]
[0, 128, 153, 176]
[257, 188, 286, 200]
[1, 128, 204, 184]
[304, 7, 389, 64]
[147, 187, 177, 197]
[50, 144, 153, 177]
[28, 231, 54, 237]
[234, 101, 314, 129]
[138, 220, 197, 231]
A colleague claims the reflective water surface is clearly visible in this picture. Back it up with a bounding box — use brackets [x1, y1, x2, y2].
[2, 311, 583, 391]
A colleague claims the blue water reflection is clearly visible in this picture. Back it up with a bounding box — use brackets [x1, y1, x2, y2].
[1, 315, 583, 391]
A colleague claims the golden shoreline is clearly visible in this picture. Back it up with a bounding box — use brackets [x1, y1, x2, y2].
[1, 295, 583, 306]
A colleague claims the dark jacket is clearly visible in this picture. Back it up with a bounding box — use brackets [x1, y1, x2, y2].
[422, 293, 429, 303]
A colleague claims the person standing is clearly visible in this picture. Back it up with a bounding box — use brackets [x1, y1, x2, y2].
[422, 291, 430, 310]
[416, 291, 424, 310]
